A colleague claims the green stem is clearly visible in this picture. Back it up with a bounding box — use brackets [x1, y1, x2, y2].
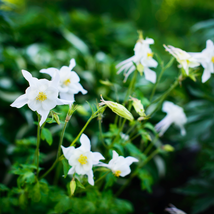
[57, 121, 68, 158]
[148, 76, 180, 117]
[95, 171, 110, 184]
[124, 69, 138, 104]
[70, 107, 105, 146]
[36, 114, 41, 177]
[39, 157, 61, 180]
[150, 57, 175, 102]
[115, 149, 159, 197]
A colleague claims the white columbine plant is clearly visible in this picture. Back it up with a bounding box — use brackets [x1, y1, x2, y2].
[155, 101, 187, 136]
[11, 70, 71, 126]
[116, 32, 158, 83]
[61, 134, 105, 186]
[100, 150, 138, 177]
[189, 39, 214, 83]
[164, 45, 199, 75]
[40, 58, 87, 103]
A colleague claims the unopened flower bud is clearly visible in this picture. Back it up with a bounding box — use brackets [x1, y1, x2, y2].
[53, 113, 60, 125]
[162, 144, 174, 152]
[69, 179, 76, 196]
[99, 96, 134, 121]
[136, 64, 144, 75]
[130, 96, 146, 117]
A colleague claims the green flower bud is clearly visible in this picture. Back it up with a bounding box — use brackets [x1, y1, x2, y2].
[162, 144, 174, 152]
[136, 64, 144, 75]
[99, 96, 134, 121]
[70, 179, 76, 196]
[130, 96, 146, 117]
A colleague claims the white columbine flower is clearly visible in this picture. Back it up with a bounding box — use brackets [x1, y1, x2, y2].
[40, 58, 87, 103]
[100, 150, 138, 177]
[155, 101, 187, 136]
[164, 45, 199, 75]
[189, 40, 214, 83]
[11, 70, 71, 126]
[61, 134, 105, 186]
[116, 37, 158, 83]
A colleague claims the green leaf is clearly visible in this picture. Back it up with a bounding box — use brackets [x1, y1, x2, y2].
[104, 172, 116, 189]
[29, 182, 41, 202]
[0, 183, 9, 192]
[76, 179, 85, 189]
[138, 169, 153, 193]
[54, 195, 72, 213]
[41, 128, 53, 146]
[62, 159, 71, 178]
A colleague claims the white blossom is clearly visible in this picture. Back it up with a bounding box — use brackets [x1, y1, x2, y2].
[40, 58, 87, 103]
[164, 45, 199, 75]
[189, 39, 214, 83]
[155, 101, 187, 136]
[11, 70, 71, 126]
[61, 134, 104, 186]
[116, 37, 158, 83]
[99, 150, 138, 177]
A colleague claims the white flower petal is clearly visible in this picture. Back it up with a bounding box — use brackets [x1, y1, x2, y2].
[69, 58, 76, 70]
[74, 83, 87, 95]
[80, 134, 91, 151]
[125, 156, 139, 165]
[144, 67, 156, 83]
[69, 71, 80, 83]
[61, 146, 75, 160]
[28, 99, 42, 111]
[10, 94, 28, 108]
[42, 99, 57, 111]
[67, 167, 75, 175]
[162, 101, 174, 113]
[120, 166, 131, 177]
[37, 108, 49, 126]
[86, 170, 94, 186]
[22, 70, 38, 87]
[56, 98, 73, 105]
[92, 152, 105, 164]
[202, 67, 211, 83]
[40, 68, 58, 78]
[59, 92, 75, 103]
[112, 150, 119, 160]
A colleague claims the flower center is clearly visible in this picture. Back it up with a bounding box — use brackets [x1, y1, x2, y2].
[211, 56, 214, 63]
[63, 79, 71, 86]
[147, 52, 153, 58]
[114, 170, 121, 177]
[36, 92, 47, 101]
[78, 154, 88, 165]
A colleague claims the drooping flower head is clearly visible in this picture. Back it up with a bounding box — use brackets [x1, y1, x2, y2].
[116, 31, 158, 83]
[164, 45, 199, 75]
[99, 150, 138, 177]
[165, 204, 186, 214]
[40, 58, 87, 103]
[61, 134, 104, 186]
[155, 101, 187, 136]
[11, 70, 71, 126]
[189, 39, 214, 83]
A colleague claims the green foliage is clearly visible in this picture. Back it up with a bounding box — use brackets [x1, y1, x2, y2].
[41, 128, 53, 146]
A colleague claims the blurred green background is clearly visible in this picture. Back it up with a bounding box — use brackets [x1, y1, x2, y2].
[1, 0, 214, 213]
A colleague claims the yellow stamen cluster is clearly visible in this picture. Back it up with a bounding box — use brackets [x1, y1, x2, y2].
[211, 56, 214, 63]
[114, 170, 121, 177]
[63, 79, 71, 86]
[78, 154, 88, 165]
[147, 52, 153, 58]
[36, 92, 47, 101]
